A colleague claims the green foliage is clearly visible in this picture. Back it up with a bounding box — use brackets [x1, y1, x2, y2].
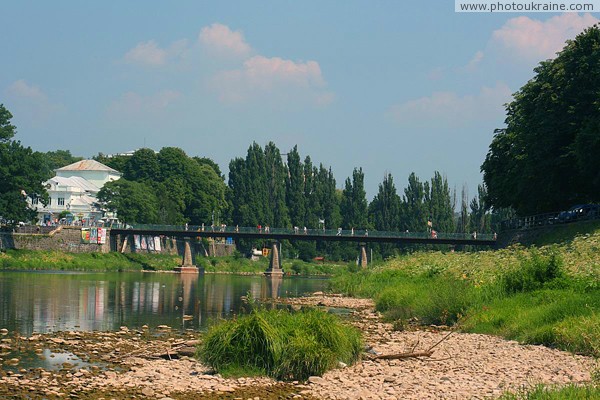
[427, 171, 455, 233]
[340, 167, 369, 229]
[482, 25, 600, 214]
[401, 172, 428, 232]
[197, 308, 362, 381]
[43, 149, 83, 171]
[0, 249, 180, 271]
[501, 251, 565, 294]
[499, 384, 600, 400]
[0, 104, 49, 224]
[97, 179, 159, 224]
[331, 224, 600, 356]
[96, 147, 227, 225]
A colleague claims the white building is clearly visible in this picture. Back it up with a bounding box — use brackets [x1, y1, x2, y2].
[32, 160, 122, 225]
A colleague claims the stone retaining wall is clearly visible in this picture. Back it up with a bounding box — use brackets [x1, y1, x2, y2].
[0, 226, 110, 253]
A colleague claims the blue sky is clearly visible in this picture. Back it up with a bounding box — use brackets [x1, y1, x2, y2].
[1, 1, 598, 200]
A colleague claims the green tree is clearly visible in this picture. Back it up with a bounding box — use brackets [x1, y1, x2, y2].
[457, 184, 470, 234]
[427, 171, 455, 233]
[124, 148, 160, 182]
[264, 142, 289, 227]
[340, 168, 368, 229]
[369, 173, 402, 232]
[97, 180, 159, 224]
[482, 25, 600, 214]
[401, 172, 428, 232]
[469, 184, 491, 234]
[44, 150, 83, 171]
[0, 104, 48, 224]
[286, 146, 305, 227]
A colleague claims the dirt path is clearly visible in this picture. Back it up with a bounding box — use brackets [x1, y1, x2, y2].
[0, 294, 595, 399]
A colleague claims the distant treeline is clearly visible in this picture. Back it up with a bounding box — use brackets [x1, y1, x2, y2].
[92, 143, 506, 259]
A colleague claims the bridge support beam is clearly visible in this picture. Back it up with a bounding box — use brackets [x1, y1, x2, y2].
[359, 243, 368, 268]
[265, 242, 284, 276]
[175, 238, 199, 273]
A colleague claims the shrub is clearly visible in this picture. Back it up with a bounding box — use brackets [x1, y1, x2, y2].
[197, 308, 362, 381]
[501, 251, 564, 294]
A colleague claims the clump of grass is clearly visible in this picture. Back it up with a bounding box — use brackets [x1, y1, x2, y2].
[197, 307, 362, 381]
[501, 250, 565, 294]
[499, 384, 600, 399]
[376, 274, 475, 326]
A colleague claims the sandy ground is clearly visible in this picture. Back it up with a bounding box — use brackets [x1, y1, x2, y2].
[0, 294, 595, 399]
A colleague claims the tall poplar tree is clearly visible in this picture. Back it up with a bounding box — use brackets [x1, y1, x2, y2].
[402, 172, 428, 232]
[427, 171, 455, 233]
[286, 146, 305, 227]
[340, 168, 368, 229]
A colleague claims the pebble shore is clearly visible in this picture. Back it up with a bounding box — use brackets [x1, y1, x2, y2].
[0, 294, 595, 399]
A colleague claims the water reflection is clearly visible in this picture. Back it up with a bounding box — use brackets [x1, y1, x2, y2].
[0, 271, 328, 336]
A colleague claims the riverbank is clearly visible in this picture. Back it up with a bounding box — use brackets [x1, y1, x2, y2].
[0, 249, 344, 276]
[0, 294, 595, 399]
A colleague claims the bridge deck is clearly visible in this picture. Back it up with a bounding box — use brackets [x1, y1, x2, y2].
[110, 225, 496, 246]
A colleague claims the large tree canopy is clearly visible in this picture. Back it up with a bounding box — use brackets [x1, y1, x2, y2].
[0, 104, 48, 224]
[482, 25, 600, 215]
[96, 147, 227, 225]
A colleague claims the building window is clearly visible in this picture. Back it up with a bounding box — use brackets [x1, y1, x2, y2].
[48, 198, 52, 205]
[58, 197, 65, 206]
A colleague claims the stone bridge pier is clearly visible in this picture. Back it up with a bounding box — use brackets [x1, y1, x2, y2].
[359, 243, 368, 268]
[265, 241, 283, 276]
[175, 238, 199, 273]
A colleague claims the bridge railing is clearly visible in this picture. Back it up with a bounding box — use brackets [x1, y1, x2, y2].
[111, 223, 496, 241]
[500, 208, 600, 231]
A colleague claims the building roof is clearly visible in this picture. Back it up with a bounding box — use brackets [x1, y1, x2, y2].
[49, 176, 101, 192]
[56, 159, 121, 175]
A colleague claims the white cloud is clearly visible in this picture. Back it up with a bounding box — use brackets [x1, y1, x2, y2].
[4, 80, 65, 122]
[107, 90, 182, 117]
[491, 13, 599, 62]
[464, 50, 484, 71]
[388, 82, 512, 127]
[210, 55, 333, 105]
[124, 39, 189, 67]
[7, 79, 47, 101]
[199, 23, 252, 57]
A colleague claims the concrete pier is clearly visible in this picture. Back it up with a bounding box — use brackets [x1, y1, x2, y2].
[265, 242, 284, 276]
[175, 239, 199, 273]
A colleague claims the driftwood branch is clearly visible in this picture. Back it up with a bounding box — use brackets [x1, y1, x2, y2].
[374, 350, 433, 360]
[373, 330, 455, 360]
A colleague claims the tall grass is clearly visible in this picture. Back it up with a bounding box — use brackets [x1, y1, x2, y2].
[331, 247, 600, 356]
[499, 384, 600, 400]
[197, 307, 362, 381]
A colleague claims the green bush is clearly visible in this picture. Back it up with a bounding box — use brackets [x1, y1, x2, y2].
[197, 307, 362, 381]
[501, 251, 564, 294]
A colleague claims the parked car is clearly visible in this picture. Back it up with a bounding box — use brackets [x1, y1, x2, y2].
[557, 204, 600, 222]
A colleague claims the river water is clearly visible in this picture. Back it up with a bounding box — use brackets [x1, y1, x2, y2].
[0, 271, 329, 336]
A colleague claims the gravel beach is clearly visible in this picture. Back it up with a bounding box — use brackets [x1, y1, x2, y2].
[0, 294, 595, 399]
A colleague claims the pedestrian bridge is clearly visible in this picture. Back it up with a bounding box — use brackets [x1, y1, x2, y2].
[110, 224, 496, 274]
[111, 224, 496, 246]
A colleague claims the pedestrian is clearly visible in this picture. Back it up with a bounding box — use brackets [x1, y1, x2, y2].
[337, 227, 342, 236]
[365, 229, 368, 237]
[351, 227, 354, 236]
[303, 226, 307, 234]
